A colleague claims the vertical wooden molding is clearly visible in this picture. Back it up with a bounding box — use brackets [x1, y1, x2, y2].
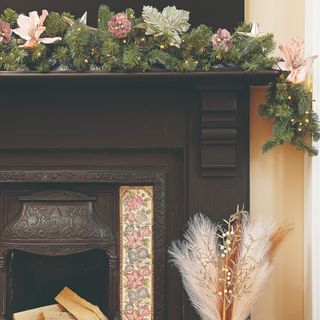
[199, 87, 241, 177]
[0, 253, 9, 320]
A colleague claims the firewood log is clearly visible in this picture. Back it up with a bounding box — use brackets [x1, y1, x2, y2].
[55, 287, 108, 320]
[42, 311, 76, 320]
[12, 304, 65, 320]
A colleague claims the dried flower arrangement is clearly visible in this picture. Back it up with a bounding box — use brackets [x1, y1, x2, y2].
[169, 210, 292, 320]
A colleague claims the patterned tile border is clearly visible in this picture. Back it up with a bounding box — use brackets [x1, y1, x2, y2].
[120, 186, 154, 320]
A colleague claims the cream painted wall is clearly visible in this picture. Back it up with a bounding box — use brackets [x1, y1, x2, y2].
[245, 0, 304, 50]
[246, 1, 305, 319]
[250, 87, 304, 320]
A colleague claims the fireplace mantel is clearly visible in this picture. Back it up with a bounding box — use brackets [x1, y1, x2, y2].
[0, 69, 279, 83]
[0, 70, 278, 320]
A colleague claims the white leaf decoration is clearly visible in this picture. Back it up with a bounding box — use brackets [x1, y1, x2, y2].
[142, 5, 190, 47]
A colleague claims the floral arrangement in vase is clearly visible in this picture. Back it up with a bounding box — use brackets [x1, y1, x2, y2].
[169, 210, 292, 320]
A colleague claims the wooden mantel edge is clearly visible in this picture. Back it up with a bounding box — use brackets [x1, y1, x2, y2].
[0, 69, 280, 85]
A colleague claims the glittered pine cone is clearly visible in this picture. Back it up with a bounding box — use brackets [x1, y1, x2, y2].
[0, 21, 12, 44]
[212, 28, 233, 52]
[108, 13, 132, 39]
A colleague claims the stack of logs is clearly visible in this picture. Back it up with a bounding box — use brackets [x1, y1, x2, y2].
[12, 287, 108, 320]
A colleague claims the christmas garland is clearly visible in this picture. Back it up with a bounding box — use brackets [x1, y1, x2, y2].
[0, 5, 319, 155]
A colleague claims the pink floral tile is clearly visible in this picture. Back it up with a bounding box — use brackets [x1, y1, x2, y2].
[120, 187, 154, 320]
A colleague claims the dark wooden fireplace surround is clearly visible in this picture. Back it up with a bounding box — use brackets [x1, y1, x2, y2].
[0, 71, 277, 320]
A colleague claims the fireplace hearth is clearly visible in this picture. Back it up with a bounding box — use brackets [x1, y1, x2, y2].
[0, 71, 277, 320]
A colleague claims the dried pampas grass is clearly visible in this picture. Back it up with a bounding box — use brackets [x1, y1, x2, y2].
[169, 210, 292, 320]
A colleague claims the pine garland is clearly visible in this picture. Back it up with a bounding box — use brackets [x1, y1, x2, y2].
[0, 5, 319, 155]
[260, 75, 320, 156]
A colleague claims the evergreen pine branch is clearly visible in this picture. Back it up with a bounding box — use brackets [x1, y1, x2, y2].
[146, 49, 181, 71]
[260, 77, 320, 156]
[43, 12, 72, 38]
[122, 45, 142, 70]
[1, 8, 18, 26]
[98, 5, 114, 30]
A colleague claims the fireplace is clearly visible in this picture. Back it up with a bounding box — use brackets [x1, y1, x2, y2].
[10, 250, 109, 314]
[0, 188, 116, 318]
[0, 71, 277, 319]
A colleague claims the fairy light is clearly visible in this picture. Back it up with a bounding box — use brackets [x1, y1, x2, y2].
[305, 118, 310, 123]
[159, 44, 165, 49]
[291, 118, 295, 123]
[77, 27, 81, 32]
[288, 96, 292, 101]
[123, 39, 127, 44]
[298, 128, 302, 132]
[0, 56, 3, 61]
[84, 59, 89, 64]
[308, 78, 313, 93]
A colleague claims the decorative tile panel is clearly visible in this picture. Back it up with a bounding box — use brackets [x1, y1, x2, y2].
[120, 186, 154, 320]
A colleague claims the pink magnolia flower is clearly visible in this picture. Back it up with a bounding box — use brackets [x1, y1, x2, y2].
[140, 266, 151, 276]
[13, 10, 62, 48]
[125, 309, 144, 320]
[277, 37, 318, 84]
[212, 28, 233, 52]
[0, 21, 12, 44]
[141, 305, 151, 316]
[126, 270, 145, 288]
[126, 231, 144, 249]
[108, 13, 132, 38]
[126, 195, 144, 210]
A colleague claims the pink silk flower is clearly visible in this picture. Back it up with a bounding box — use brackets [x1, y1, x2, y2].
[277, 37, 318, 84]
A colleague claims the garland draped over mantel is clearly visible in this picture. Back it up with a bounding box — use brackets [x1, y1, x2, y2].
[0, 5, 319, 155]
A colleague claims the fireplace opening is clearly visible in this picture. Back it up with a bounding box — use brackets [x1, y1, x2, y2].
[0, 184, 157, 319]
[10, 249, 109, 315]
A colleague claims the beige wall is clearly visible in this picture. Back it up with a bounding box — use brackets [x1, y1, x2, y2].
[246, 1, 305, 319]
[250, 87, 304, 320]
[245, 0, 304, 49]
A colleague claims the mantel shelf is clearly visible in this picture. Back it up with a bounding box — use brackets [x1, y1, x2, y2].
[0, 69, 280, 86]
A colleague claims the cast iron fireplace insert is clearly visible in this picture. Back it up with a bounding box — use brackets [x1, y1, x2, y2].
[0, 188, 117, 319]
